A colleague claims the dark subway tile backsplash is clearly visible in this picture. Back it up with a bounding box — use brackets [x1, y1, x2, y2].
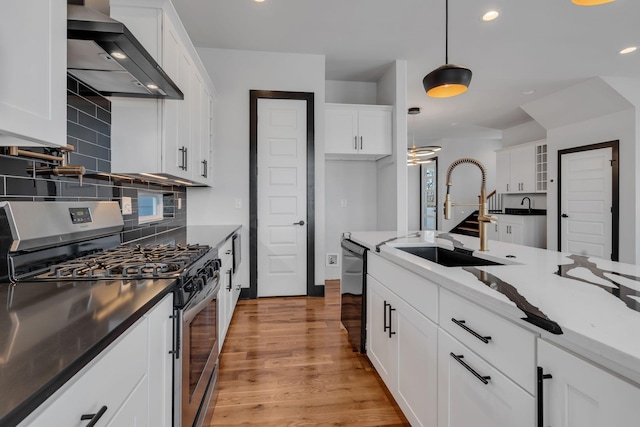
[0, 75, 187, 244]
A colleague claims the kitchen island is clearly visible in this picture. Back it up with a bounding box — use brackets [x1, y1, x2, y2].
[346, 230, 640, 426]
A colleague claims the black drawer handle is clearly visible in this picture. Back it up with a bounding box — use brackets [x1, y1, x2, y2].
[81, 405, 108, 427]
[451, 318, 491, 344]
[383, 301, 390, 333]
[537, 367, 553, 427]
[450, 353, 491, 385]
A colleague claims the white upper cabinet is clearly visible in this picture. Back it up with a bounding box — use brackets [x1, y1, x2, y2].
[325, 104, 393, 160]
[0, 0, 66, 147]
[496, 140, 546, 194]
[109, 1, 216, 185]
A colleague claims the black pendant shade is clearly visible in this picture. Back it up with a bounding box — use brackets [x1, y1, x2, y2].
[423, 64, 472, 98]
[423, 0, 472, 98]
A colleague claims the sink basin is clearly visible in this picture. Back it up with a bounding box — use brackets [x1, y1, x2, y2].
[395, 246, 504, 267]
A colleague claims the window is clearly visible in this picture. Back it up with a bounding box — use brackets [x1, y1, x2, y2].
[138, 191, 164, 224]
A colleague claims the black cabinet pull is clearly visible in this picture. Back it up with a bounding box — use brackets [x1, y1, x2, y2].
[360, 136, 363, 150]
[450, 353, 491, 385]
[354, 136, 358, 150]
[537, 367, 553, 427]
[383, 301, 390, 333]
[451, 318, 491, 344]
[80, 405, 108, 426]
[388, 305, 396, 338]
[227, 269, 233, 291]
[201, 159, 208, 178]
[179, 146, 187, 171]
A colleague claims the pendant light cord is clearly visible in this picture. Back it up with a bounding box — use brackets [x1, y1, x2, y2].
[445, 0, 449, 64]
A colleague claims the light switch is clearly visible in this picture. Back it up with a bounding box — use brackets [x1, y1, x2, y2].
[178, 198, 182, 210]
[341, 199, 347, 208]
[121, 197, 132, 215]
[235, 198, 242, 209]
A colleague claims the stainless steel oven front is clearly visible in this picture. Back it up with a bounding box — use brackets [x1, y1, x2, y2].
[175, 271, 221, 427]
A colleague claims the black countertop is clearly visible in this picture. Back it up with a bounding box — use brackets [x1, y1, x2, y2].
[0, 277, 176, 427]
[0, 224, 242, 426]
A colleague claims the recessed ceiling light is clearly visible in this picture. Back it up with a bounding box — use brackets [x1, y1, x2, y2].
[146, 84, 159, 90]
[111, 52, 127, 60]
[482, 10, 500, 21]
[619, 46, 637, 55]
[254, 0, 266, 2]
[523, 90, 536, 95]
[450, 122, 457, 126]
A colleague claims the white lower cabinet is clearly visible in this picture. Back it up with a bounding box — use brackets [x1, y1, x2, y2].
[367, 275, 438, 427]
[537, 339, 640, 427]
[19, 294, 173, 427]
[491, 214, 546, 249]
[437, 329, 535, 427]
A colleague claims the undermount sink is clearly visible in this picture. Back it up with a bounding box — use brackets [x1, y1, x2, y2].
[503, 208, 547, 215]
[395, 246, 504, 267]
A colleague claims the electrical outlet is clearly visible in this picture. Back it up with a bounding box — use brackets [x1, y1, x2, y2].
[235, 198, 242, 209]
[121, 197, 132, 215]
[341, 199, 347, 208]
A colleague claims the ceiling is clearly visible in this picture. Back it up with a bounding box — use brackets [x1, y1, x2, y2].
[171, 0, 640, 144]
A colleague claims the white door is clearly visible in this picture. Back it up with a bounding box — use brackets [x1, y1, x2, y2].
[257, 98, 307, 297]
[560, 148, 612, 259]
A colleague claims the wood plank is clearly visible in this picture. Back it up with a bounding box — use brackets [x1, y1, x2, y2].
[208, 281, 410, 426]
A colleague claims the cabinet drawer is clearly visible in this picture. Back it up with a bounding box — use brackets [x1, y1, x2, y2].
[23, 317, 148, 427]
[440, 288, 536, 393]
[438, 329, 535, 427]
[368, 253, 438, 322]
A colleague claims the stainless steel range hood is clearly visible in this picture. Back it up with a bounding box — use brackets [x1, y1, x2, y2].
[67, 0, 183, 99]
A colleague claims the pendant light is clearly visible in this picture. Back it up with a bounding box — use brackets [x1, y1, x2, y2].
[407, 107, 442, 166]
[572, 0, 615, 5]
[423, 0, 472, 98]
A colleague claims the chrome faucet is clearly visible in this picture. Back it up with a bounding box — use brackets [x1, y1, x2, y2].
[521, 196, 532, 212]
[444, 158, 497, 251]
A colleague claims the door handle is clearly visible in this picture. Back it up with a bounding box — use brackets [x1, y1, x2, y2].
[293, 220, 305, 226]
[561, 213, 569, 218]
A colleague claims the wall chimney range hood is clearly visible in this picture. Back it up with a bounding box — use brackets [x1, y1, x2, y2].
[67, 0, 183, 99]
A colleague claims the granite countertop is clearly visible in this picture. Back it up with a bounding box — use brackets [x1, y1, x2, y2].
[0, 277, 175, 427]
[346, 230, 640, 386]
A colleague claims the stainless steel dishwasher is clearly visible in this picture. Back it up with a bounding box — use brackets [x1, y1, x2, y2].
[340, 237, 368, 353]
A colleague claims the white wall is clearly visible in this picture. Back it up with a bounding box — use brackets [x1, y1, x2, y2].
[187, 48, 327, 287]
[408, 165, 420, 230]
[377, 60, 408, 233]
[502, 120, 546, 147]
[324, 160, 378, 279]
[325, 80, 377, 104]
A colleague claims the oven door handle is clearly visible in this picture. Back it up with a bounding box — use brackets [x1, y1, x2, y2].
[183, 281, 220, 323]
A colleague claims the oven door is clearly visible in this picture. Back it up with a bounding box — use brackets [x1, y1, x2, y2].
[178, 277, 220, 427]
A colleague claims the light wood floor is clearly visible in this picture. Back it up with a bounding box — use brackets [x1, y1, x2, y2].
[209, 280, 410, 426]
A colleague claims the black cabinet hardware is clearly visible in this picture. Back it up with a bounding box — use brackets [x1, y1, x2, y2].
[201, 159, 207, 178]
[388, 304, 396, 338]
[80, 405, 107, 427]
[360, 136, 363, 150]
[537, 367, 553, 427]
[354, 136, 358, 150]
[227, 269, 233, 291]
[450, 353, 491, 385]
[383, 301, 390, 333]
[451, 318, 491, 344]
[179, 146, 188, 171]
[561, 213, 569, 218]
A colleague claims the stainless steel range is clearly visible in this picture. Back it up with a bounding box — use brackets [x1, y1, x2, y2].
[0, 201, 221, 427]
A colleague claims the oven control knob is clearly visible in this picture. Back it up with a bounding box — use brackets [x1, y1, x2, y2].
[184, 281, 195, 293]
[196, 275, 207, 291]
